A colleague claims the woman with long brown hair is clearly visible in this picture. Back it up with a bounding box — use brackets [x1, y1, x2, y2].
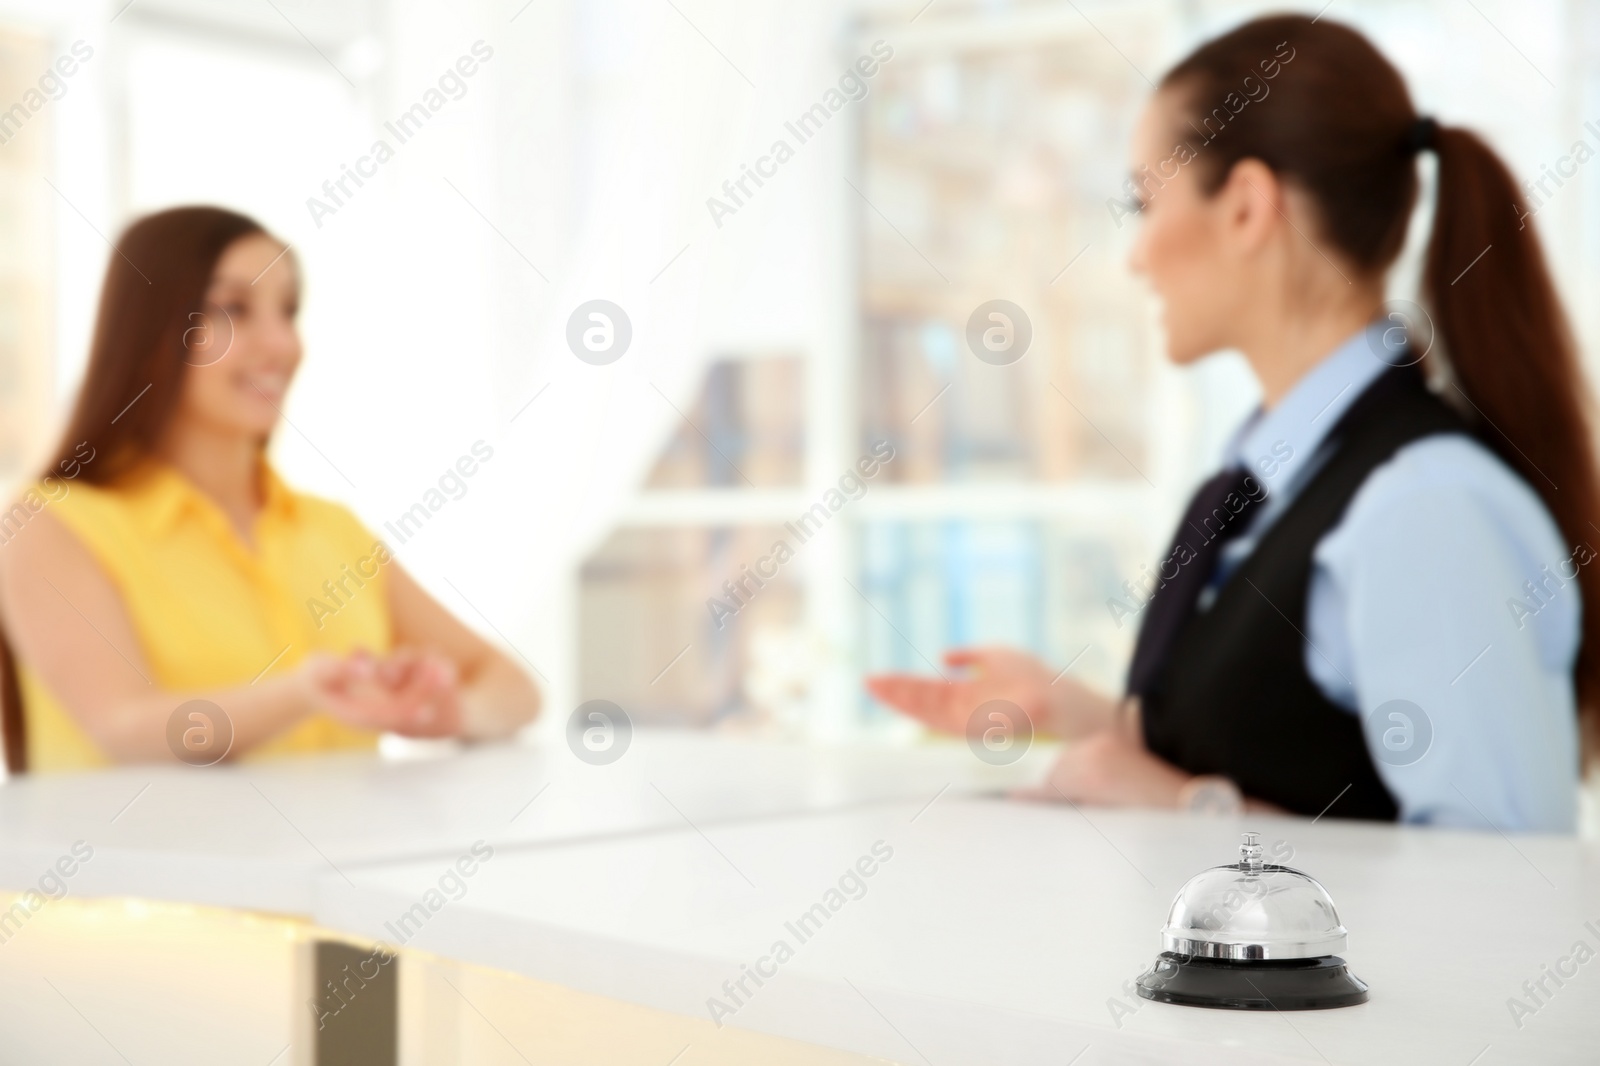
[0, 206, 539, 772]
[868, 14, 1597, 831]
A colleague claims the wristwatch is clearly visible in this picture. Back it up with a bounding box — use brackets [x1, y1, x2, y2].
[1178, 774, 1245, 815]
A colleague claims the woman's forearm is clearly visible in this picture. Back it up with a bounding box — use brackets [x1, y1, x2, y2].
[93, 672, 319, 763]
[458, 654, 541, 741]
[89, 647, 540, 759]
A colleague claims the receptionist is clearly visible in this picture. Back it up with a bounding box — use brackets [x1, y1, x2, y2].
[868, 14, 1594, 832]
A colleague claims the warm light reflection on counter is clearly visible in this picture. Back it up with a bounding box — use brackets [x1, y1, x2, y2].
[0, 894, 892, 1065]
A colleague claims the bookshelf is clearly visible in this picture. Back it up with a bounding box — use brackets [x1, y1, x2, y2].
[848, 3, 1176, 720]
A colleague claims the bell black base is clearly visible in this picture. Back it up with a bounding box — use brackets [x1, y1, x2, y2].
[1135, 952, 1369, 1011]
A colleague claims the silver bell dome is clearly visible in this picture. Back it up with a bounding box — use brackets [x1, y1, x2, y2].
[1161, 832, 1349, 961]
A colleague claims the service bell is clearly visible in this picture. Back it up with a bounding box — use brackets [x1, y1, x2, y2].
[1135, 832, 1368, 1010]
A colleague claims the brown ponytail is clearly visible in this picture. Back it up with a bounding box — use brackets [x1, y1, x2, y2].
[1162, 15, 1600, 757]
[1424, 126, 1600, 752]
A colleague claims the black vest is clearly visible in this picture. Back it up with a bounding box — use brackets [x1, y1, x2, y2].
[1140, 367, 1472, 821]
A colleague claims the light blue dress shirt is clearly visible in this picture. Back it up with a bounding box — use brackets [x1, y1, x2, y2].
[1208, 323, 1581, 832]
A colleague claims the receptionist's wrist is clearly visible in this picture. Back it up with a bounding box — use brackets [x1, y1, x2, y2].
[1041, 683, 1121, 739]
[1177, 774, 1245, 815]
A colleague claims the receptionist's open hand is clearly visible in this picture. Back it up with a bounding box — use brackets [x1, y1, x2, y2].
[866, 646, 1117, 740]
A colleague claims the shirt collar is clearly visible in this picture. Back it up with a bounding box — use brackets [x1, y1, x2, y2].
[133, 458, 297, 537]
[1230, 321, 1392, 493]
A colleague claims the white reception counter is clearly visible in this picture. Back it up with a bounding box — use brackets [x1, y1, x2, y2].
[313, 794, 1600, 1065]
[1, 733, 1595, 1065]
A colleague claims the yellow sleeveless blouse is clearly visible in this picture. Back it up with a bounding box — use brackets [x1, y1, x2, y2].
[21, 462, 388, 772]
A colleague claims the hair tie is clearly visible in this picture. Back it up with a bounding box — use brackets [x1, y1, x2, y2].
[1405, 116, 1438, 155]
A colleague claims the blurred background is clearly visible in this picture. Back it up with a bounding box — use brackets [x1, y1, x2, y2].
[2, 0, 1597, 747]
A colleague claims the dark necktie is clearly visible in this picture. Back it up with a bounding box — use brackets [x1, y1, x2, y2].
[1125, 465, 1261, 699]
